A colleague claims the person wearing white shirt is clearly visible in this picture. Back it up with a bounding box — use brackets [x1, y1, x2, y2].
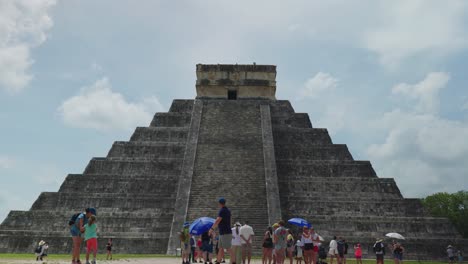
[232, 222, 242, 264]
[240, 221, 255, 264]
[329, 236, 338, 264]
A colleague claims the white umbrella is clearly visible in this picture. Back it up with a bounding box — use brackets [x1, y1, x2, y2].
[385, 232, 405, 240]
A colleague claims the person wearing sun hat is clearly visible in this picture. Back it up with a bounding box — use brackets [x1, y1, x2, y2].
[273, 220, 288, 264]
[272, 223, 280, 263]
[447, 245, 455, 264]
[373, 238, 385, 264]
[35, 240, 48, 261]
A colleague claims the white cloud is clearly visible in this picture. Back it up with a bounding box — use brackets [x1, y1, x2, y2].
[182, 1, 468, 69]
[392, 72, 450, 114]
[0, 156, 15, 169]
[0, 0, 56, 93]
[299, 72, 338, 99]
[363, 1, 468, 68]
[367, 73, 468, 197]
[57, 77, 165, 131]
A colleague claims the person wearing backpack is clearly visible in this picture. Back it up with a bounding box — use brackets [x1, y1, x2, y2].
[337, 237, 345, 264]
[343, 239, 349, 264]
[373, 239, 385, 264]
[35, 240, 48, 261]
[70, 208, 96, 264]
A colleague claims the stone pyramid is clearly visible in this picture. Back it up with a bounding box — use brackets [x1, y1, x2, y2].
[0, 64, 466, 259]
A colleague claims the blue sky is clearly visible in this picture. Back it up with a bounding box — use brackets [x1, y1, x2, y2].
[1, 0, 468, 222]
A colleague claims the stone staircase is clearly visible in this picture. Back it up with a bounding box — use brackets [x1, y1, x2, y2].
[0, 99, 195, 254]
[186, 100, 271, 255]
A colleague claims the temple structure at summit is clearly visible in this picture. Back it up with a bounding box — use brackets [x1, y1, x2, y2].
[0, 64, 466, 259]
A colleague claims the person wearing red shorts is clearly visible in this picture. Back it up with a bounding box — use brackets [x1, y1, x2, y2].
[84, 215, 98, 264]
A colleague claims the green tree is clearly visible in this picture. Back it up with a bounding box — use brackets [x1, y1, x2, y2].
[421, 190, 468, 238]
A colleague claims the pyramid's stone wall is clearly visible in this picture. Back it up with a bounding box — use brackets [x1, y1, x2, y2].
[0, 93, 467, 259]
[269, 100, 467, 259]
[0, 99, 195, 254]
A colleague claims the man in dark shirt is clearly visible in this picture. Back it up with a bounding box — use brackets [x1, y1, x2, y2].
[211, 197, 233, 264]
[373, 239, 385, 264]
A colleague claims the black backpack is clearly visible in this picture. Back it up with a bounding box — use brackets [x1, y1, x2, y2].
[34, 245, 42, 253]
[319, 245, 327, 259]
[374, 242, 383, 252]
[68, 213, 81, 226]
[337, 241, 345, 254]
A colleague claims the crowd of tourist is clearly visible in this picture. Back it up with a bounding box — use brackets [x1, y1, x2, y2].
[179, 197, 465, 264]
[180, 198, 255, 264]
[62, 202, 463, 264]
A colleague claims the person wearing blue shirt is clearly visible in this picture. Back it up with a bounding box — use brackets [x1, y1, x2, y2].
[210, 198, 232, 264]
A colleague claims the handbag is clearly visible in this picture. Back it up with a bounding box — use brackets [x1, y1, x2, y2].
[263, 238, 274, 248]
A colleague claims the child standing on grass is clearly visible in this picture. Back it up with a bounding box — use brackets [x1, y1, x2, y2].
[354, 243, 362, 264]
[295, 240, 303, 264]
[84, 215, 98, 264]
[106, 238, 113, 260]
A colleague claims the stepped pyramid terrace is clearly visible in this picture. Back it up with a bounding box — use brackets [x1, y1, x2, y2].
[0, 64, 466, 259]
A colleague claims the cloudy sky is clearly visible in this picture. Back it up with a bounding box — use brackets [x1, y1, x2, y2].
[1, 0, 468, 222]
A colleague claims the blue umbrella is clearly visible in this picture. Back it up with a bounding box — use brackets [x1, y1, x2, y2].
[189, 217, 215, 235]
[288, 218, 311, 228]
